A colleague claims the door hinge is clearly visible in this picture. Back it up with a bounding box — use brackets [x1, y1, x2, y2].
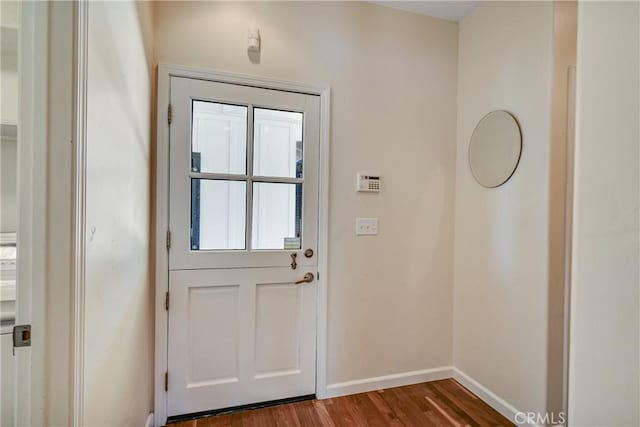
[166, 230, 171, 250]
[164, 371, 168, 392]
[165, 291, 170, 311]
[167, 104, 172, 125]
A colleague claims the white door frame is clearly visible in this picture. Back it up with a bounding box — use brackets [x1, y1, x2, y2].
[71, 1, 89, 426]
[14, 1, 49, 424]
[153, 64, 330, 427]
[14, 2, 77, 426]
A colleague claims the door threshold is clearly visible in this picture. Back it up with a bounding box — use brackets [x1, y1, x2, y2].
[166, 394, 316, 424]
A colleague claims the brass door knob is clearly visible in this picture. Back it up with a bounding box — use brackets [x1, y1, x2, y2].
[295, 272, 314, 284]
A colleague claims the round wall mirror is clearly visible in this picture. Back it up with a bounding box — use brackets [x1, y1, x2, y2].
[468, 110, 522, 188]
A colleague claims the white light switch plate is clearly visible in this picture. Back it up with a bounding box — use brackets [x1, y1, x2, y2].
[356, 218, 378, 235]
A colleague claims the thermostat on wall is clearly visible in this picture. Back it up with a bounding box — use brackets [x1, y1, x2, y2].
[356, 173, 381, 192]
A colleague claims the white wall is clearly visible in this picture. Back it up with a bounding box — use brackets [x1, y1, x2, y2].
[1, 138, 17, 232]
[43, 3, 74, 424]
[453, 1, 558, 417]
[154, 1, 459, 385]
[568, 2, 640, 425]
[0, 52, 17, 124]
[1, 0, 18, 232]
[84, 1, 155, 425]
[1, 0, 18, 124]
[2, 2, 76, 425]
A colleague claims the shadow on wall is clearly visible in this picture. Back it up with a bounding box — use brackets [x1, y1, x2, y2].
[83, 1, 155, 425]
[546, 0, 577, 418]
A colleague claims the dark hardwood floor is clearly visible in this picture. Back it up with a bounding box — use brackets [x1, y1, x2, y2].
[170, 379, 514, 426]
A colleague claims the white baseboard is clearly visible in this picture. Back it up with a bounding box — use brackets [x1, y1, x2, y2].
[144, 412, 154, 427]
[321, 366, 454, 399]
[151, 368, 545, 427]
[452, 369, 540, 427]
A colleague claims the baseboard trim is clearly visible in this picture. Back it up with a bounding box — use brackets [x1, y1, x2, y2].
[144, 413, 154, 427]
[321, 366, 454, 399]
[452, 369, 540, 427]
[153, 367, 541, 427]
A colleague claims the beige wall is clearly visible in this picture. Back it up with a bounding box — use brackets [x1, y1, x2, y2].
[568, 2, 640, 425]
[154, 1, 459, 384]
[84, 1, 155, 425]
[35, 2, 640, 426]
[453, 1, 558, 416]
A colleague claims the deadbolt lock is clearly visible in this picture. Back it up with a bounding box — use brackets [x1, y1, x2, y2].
[304, 248, 314, 258]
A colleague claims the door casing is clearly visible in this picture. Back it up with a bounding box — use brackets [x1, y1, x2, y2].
[153, 64, 330, 427]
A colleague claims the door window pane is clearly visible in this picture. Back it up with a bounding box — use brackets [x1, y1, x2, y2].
[191, 179, 246, 250]
[253, 108, 303, 178]
[192, 101, 247, 175]
[252, 182, 302, 250]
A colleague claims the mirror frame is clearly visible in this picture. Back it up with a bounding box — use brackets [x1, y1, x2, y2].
[468, 110, 522, 188]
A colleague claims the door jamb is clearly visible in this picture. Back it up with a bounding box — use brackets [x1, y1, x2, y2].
[153, 64, 331, 427]
[15, 2, 76, 425]
[15, 1, 49, 424]
[71, 1, 89, 426]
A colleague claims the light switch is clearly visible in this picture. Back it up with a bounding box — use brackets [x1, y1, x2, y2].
[356, 218, 378, 235]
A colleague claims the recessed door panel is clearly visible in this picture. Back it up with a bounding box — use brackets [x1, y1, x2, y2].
[255, 283, 301, 377]
[188, 285, 239, 386]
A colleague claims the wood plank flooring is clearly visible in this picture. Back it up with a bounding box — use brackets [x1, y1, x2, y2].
[169, 379, 514, 426]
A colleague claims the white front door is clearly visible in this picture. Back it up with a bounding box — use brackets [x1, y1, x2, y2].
[167, 77, 320, 417]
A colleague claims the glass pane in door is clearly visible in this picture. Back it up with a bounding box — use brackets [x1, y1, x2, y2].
[191, 179, 246, 250]
[251, 182, 302, 250]
[253, 108, 303, 178]
[192, 101, 247, 175]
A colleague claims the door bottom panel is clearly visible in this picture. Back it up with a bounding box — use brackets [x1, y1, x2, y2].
[167, 268, 317, 416]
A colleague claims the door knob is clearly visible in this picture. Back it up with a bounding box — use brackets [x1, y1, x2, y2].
[295, 272, 314, 284]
